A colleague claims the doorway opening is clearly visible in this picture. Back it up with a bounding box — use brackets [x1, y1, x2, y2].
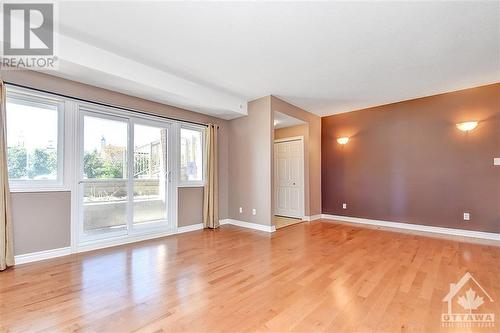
[273, 111, 307, 229]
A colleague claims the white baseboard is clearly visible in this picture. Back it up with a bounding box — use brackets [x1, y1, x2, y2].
[302, 214, 322, 222]
[177, 223, 204, 233]
[321, 214, 500, 241]
[14, 224, 206, 266]
[76, 229, 177, 253]
[15, 247, 72, 265]
[220, 219, 276, 233]
[15, 219, 276, 266]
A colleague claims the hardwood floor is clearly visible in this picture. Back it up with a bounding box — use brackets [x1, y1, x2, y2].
[1, 220, 499, 333]
[274, 216, 302, 229]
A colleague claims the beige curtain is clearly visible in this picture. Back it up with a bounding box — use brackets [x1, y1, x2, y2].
[0, 80, 14, 271]
[203, 124, 219, 229]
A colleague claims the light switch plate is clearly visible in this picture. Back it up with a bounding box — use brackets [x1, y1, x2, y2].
[494, 158, 500, 166]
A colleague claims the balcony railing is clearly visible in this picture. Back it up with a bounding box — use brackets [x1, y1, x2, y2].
[134, 140, 162, 178]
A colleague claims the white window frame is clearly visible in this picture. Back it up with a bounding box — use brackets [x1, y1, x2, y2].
[129, 117, 173, 232]
[178, 124, 206, 187]
[5, 87, 68, 192]
[5, 84, 209, 253]
[75, 102, 177, 245]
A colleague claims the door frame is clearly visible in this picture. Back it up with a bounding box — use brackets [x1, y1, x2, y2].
[129, 117, 174, 234]
[77, 108, 130, 243]
[273, 136, 305, 219]
[75, 103, 176, 245]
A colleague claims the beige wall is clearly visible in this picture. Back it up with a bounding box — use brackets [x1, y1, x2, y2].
[274, 124, 308, 140]
[11, 192, 71, 255]
[274, 124, 311, 215]
[227, 96, 320, 225]
[271, 97, 321, 216]
[12, 187, 203, 255]
[228, 96, 273, 225]
[178, 187, 204, 227]
[2, 70, 229, 255]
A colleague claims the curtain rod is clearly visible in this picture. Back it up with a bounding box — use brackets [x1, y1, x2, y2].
[4, 81, 210, 127]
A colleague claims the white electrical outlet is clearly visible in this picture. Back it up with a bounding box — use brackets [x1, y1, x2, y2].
[239, 207, 243, 213]
[494, 158, 500, 166]
[252, 208, 257, 215]
[463, 212, 470, 221]
[342, 203, 347, 209]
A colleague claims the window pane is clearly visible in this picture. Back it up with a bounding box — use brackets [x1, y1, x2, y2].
[82, 115, 128, 236]
[180, 128, 203, 182]
[83, 180, 127, 235]
[133, 124, 167, 224]
[6, 99, 59, 181]
[83, 115, 127, 179]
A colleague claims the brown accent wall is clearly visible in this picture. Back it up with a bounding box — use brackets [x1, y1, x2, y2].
[322, 83, 500, 233]
[272, 97, 322, 216]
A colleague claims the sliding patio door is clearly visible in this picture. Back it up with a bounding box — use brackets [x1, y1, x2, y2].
[78, 109, 173, 242]
[132, 121, 170, 229]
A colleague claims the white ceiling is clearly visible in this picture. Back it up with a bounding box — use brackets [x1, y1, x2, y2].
[274, 111, 307, 129]
[47, 1, 500, 118]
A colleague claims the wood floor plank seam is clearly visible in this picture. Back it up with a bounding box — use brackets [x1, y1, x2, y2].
[1, 220, 499, 333]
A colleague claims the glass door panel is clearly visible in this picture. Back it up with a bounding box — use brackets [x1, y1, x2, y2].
[133, 123, 169, 226]
[81, 113, 128, 238]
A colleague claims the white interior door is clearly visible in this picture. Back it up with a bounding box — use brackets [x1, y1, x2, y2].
[274, 139, 304, 218]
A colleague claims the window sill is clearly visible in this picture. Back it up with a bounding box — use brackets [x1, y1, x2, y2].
[10, 187, 70, 193]
[177, 183, 205, 188]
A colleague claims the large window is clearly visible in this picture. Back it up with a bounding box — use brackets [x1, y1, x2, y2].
[6, 91, 64, 190]
[180, 126, 204, 185]
[5, 84, 208, 248]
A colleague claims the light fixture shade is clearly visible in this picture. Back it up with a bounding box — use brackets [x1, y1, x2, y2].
[337, 137, 349, 145]
[456, 121, 478, 132]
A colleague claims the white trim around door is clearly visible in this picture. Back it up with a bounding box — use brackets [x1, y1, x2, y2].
[274, 136, 305, 219]
[76, 104, 176, 246]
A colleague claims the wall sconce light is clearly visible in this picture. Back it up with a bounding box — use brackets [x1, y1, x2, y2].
[456, 121, 478, 132]
[337, 137, 349, 145]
